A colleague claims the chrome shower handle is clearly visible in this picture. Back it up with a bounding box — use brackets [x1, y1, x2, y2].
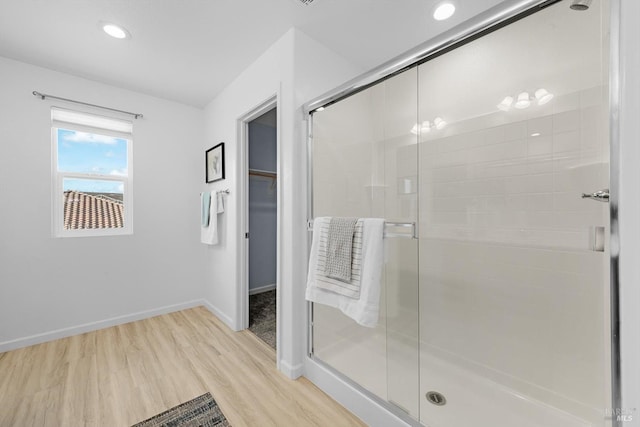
[581, 189, 609, 203]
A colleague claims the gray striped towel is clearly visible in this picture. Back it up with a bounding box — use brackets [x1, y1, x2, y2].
[324, 217, 359, 282]
[315, 217, 363, 299]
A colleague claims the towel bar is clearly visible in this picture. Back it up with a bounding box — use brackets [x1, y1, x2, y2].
[384, 222, 417, 239]
[307, 219, 416, 239]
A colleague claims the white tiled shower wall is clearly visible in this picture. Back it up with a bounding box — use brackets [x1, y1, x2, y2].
[417, 86, 610, 426]
[419, 86, 608, 251]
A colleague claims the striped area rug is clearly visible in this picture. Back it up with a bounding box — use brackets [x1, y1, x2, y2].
[131, 392, 231, 427]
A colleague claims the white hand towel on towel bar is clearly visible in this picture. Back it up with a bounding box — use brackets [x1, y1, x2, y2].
[200, 192, 218, 245]
[305, 217, 385, 327]
[202, 191, 211, 226]
[216, 191, 225, 214]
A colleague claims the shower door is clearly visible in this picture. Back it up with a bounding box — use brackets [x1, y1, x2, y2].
[311, 68, 421, 418]
[417, 1, 610, 426]
[309, 0, 612, 426]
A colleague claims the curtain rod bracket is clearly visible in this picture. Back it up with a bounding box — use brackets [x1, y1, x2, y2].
[32, 90, 143, 119]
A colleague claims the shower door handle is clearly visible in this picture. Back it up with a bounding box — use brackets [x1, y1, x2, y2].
[581, 189, 609, 203]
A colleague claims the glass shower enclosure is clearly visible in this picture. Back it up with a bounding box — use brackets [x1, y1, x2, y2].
[308, 1, 613, 426]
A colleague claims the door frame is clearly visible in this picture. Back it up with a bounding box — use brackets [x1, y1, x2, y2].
[237, 95, 279, 347]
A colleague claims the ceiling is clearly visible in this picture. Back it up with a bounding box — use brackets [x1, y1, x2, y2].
[0, 0, 504, 107]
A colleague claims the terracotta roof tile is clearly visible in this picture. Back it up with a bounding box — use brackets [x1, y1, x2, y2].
[63, 190, 124, 230]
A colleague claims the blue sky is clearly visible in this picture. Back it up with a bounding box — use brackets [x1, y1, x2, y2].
[57, 128, 128, 194]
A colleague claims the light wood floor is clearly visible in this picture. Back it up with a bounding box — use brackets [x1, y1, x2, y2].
[0, 307, 365, 426]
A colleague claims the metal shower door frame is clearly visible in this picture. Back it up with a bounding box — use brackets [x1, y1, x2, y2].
[303, 0, 622, 425]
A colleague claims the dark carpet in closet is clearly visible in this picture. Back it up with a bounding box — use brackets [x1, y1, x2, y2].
[249, 289, 276, 350]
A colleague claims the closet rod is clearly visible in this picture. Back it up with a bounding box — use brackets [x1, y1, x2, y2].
[32, 91, 144, 119]
[249, 169, 277, 178]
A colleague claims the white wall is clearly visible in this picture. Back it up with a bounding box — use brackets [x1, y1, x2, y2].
[201, 29, 294, 332]
[202, 28, 361, 377]
[0, 56, 206, 351]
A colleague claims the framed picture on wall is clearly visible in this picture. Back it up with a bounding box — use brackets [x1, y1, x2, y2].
[205, 142, 225, 183]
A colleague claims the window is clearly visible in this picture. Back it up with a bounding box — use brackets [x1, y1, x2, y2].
[52, 108, 133, 237]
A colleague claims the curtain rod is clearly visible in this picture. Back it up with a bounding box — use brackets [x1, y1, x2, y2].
[32, 91, 143, 119]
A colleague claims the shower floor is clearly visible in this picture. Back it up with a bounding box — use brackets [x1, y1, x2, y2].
[248, 289, 276, 350]
[316, 333, 595, 427]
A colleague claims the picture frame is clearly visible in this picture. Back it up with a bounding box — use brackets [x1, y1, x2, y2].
[205, 142, 225, 183]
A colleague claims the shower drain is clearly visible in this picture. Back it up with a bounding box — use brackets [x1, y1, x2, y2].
[426, 391, 447, 406]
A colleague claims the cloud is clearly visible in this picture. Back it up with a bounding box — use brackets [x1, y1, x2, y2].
[63, 132, 120, 145]
[110, 169, 127, 177]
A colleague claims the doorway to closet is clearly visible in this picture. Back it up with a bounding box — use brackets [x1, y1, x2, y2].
[246, 107, 277, 351]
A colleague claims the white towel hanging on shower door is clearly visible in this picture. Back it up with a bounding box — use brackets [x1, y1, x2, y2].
[305, 217, 385, 327]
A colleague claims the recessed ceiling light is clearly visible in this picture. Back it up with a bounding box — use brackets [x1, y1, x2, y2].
[102, 23, 130, 39]
[433, 2, 456, 21]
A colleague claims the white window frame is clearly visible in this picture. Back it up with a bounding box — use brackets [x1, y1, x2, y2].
[51, 108, 133, 237]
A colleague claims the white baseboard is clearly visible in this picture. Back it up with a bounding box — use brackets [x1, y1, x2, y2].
[0, 299, 204, 353]
[249, 283, 276, 295]
[303, 357, 414, 427]
[279, 358, 304, 379]
[201, 298, 239, 331]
